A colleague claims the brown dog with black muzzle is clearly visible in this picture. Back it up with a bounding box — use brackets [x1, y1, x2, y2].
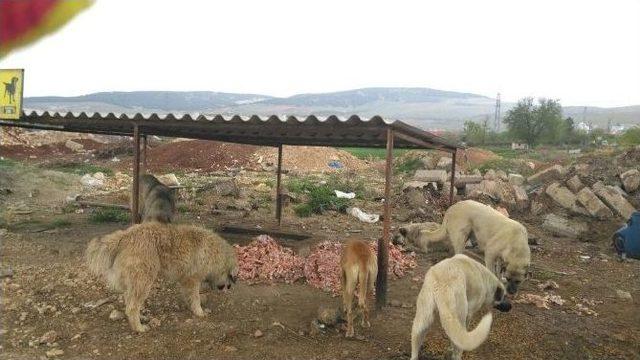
[340, 238, 378, 338]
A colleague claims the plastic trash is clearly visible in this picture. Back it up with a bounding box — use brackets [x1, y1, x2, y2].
[335, 190, 356, 199]
[346, 207, 379, 223]
[328, 161, 343, 169]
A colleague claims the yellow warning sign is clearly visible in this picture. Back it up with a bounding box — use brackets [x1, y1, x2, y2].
[0, 69, 24, 120]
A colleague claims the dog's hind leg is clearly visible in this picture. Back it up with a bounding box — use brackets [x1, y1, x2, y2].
[180, 277, 205, 317]
[342, 268, 356, 337]
[123, 274, 154, 333]
[410, 288, 435, 360]
[357, 268, 370, 328]
[449, 292, 469, 360]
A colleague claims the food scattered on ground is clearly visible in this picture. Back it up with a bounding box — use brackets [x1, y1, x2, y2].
[234, 235, 305, 284]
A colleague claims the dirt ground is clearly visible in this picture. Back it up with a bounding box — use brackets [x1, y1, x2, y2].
[1, 140, 640, 360]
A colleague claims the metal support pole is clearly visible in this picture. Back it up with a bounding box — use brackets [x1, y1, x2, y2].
[376, 127, 393, 309]
[132, 124, 141, 224]
[449, 150, 457, 206]
[141, 135, 148, 174]
[275, 144, 283, 226]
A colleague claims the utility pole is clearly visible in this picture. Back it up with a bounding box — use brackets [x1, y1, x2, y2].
[494, 93, 501, 132]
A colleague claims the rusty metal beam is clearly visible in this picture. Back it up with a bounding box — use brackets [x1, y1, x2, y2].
[449, 150, 457, 205]
[376, 127, 393, 309]
[393, 130, 456, 153]
[141, 135, 148, 174]
[132, 124, 141, 224]
[275, 144, 283, 226]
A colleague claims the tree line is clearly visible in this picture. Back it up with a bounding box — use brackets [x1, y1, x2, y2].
[462, 97, 638, 147]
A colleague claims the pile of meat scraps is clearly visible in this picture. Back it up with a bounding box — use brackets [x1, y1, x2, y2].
[515, 293, 565, 309]
[303, 240, 417, 296]
[234, 235, 305, 284]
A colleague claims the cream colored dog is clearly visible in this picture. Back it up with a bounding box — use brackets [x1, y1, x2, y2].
[86, 222, 238, 332]
[411, 254, 512, 360]
[396, 200, 530, 294]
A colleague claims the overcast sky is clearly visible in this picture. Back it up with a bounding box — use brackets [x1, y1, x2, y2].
[1, 0, 639, 107]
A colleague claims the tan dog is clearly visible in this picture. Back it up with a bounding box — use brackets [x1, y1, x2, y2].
[138, 174, 175, 223]
[86, 222, 238, 332]
[396, 200, 530, 294]
[411, 254, 512, 360]
[340, 239, 378, 337]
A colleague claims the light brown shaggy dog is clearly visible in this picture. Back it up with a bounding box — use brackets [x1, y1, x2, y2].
[86, 222, 238, 332]
[340, 238, 378, 337]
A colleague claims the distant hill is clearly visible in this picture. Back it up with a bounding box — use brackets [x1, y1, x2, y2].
[24, 88, 640, 131]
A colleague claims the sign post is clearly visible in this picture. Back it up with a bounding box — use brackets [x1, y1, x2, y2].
[0, 69, 24, 120]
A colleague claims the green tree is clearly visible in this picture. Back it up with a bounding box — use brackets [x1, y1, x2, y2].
[463, 120, 486, 146]
[620, 127, 640, 146]
[503, 97, 563, 147]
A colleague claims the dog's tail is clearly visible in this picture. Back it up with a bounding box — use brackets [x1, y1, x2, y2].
[85, 231, 122, 277]
[435, 287, 493, 351]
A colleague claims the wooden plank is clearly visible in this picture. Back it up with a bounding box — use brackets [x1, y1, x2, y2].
[376, 127, 393, 309]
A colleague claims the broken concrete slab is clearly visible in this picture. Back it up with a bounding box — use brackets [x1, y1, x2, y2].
[527, 164, 565, 185]
[454, 175, 483, 187]
[419, 157, 437, 170]
[402, 181, 435, 191]
[436, 157, 452, 169]
[620, 169, 640, 193]
[542, 213, 588, 239]
[592, 182, 636, 219]
[496, 170, 508, 181]
[566, 175, 584, 193]
[508, 173, 525, 186]
[545, 182, 582, 213]
[573, 163, 591, 177]
[64, 140, 84, 152]
[576, 187, 613, 219]
[484, 169, 497, 180]
[413, 170, 447, 184]
[512, 185, 529, 210]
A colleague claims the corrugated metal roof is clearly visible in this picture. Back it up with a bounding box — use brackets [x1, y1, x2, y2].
[0, 111, 459, 151]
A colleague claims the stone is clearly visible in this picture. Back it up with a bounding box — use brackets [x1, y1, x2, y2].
[454, 175, 483, 187]
[317, 305, 341, 326]
[45, 349, 64, 358]
[512, 185, 529, 210]
[92, 172, 106, 181]
[404, 188, 427, 208]
[620, 169, 640, 193]
[80, 174, 104, 188]
[441, 181, 458, 197]
[109, 309, 125, 321]
[592, 182, 636, 219]
[545, 182, 582, 213]
[436, 157, 452, 169]
[402, 181, 434, 191]
[573, 163, 591, 177]
[542, 213, 588, 239]
[39, 330, 58, 344]
[157, 173, 180, 187]
[496, 170, 508, 181]
[566, 175, 584, 193]
[576, 187, 613, 219]
[527, 164, 565, 185]
[616, 290, 632, 301]
[0, 267, 13, 279]
[413, 170, 447, 184]
[200, 178, 239, 197]
[253, 329, 264, 338]
[64, 140, 84, 152]
[508, 173, 525, 186]
[419, 157, 437, 170]
[483, 169, 496, 180]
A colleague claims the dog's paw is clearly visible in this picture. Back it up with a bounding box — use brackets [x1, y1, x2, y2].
[192, 307, 206, 318]
[134, 324, 150, 333]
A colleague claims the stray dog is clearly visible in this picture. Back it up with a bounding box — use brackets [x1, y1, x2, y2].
[396, 200, 530, 294]
[86, 222, 238, 332]
[340, 238, 378, 337]
[138, 174, 175, 223]
[411, 254, 512, 360]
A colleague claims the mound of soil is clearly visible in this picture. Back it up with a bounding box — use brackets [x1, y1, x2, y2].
[458, 147, 500, 168]
[145, 140, 260, 172]
[254, 146, 368, 172]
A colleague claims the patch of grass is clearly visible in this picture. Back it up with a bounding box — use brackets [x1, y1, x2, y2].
[293, 185, 350, 217]
[46, 162, 114, 176]
[177, 204, 190, 213]
[394, 157, 423, 174]
[341, 147, 409, 160]
[0, 157, 19, 169]
[89, 208, 130, 223]
[50, 218, 72, 228]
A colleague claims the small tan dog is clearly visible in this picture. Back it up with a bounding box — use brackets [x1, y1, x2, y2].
[340, 238, 378, 337]
[411, 254, 512, 360]
[86, 222, 238, 332]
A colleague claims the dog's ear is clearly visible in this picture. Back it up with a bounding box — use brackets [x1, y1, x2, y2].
[494, 285, 505, 302]
[399, 227, 407, 236]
